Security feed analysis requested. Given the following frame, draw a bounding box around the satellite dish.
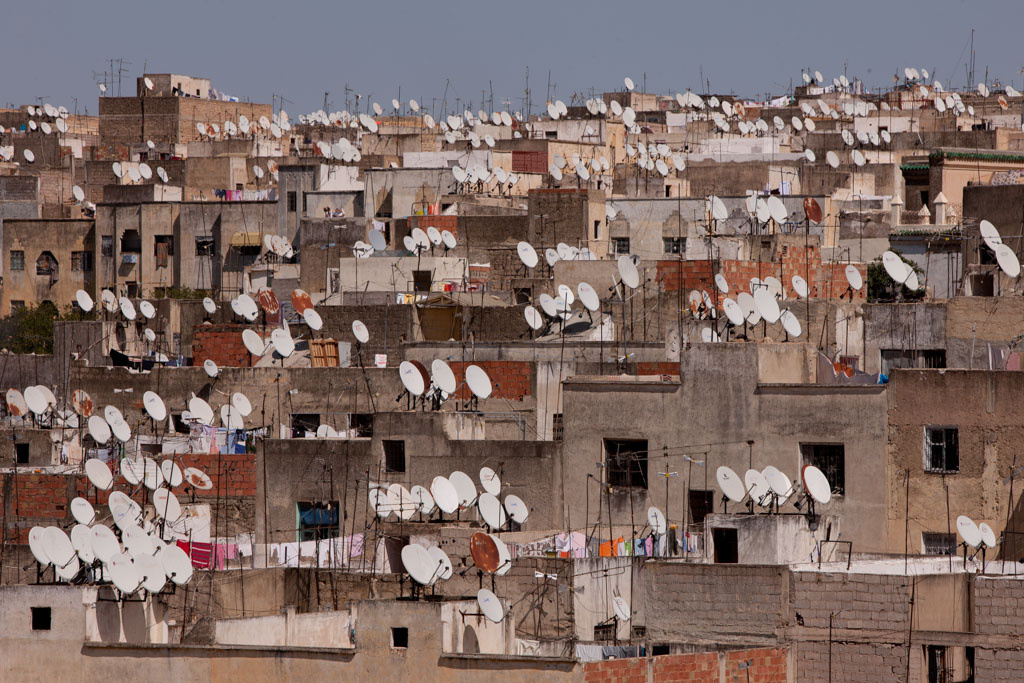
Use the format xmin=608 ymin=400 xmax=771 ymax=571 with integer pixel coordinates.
xmin=503 ymin=494 xmax=528 ymax=524
xmin=201 ymin=296 xmax=216 ymax=314
xmin=804 ymin=149 xmax=816 ymax=163
xmin=270 ymin=328 xmax=295 ymax=358
xmin=402 ymin=543 xmax=438 ymax=585
xmin=803 ymin=197 xmax=823 ymax=223
xmin=142 ymin=391 xmax=167 ymax=421
xmin=957 ymin=515 xmax=983 ymax=548
xmin=801 ymin=465 xmax=831 ymax=504
xmin=161 ymin=544 xmax=194 ymax=585
xmin=72 ymin=389 xmax=94 ymax=417
xmin=524 ymin=306 xmax=543 ymax=330
xmin=87 ymin=416 xmax=112 ymax=445
xmin=410 ymin=485 xmax=435 ymax=515
xmin=23 ymin=149 xmax=35 ymax=163
xmin=44 ymin=527 xmax=79 ymax=579
xmin=647 ymin=506 xmax=667 ymax=535
xmin=753 ymin=288 xmax=781 ymax=324
xmin=737 ymin=292 xmax=759 ymax=324
xmin=979 ymin=522 xmax=997 ymax=549
xmin=70 ymin=524 xmax=95 ymax=564
xmin=852 ymin=149 xmax=866 ymax=167
xmin=465 ymin=365 xmax=492 ymax=399
xmin=792 ymin=275 xmax=809 ymax=298
xmin=846 ymin=265 xmax=863 ymax=290
xmin=826 ymin=150 xmax=840 ymax=168
xmin=242 ymin=329 xmax=266 ymax=357
xmin=430 ymin=359 xmax=457 ymax=395
xmin=25 ymin=387 xmax=50 ymax=417
xmin=617 ymin=255 xmax=640 ymax=288
xmin=980 ymin=220 xmax=1003 ymax=249
xmin=202 ymin=359 xmax=219 ymax=378
xmin=28 ymin=527 xmax=51 ymax=566
xmin=995 ymin=244 xmax=1021 ymax=278
xmin=717 ymin=466 xmax=746 ymax=502
xmin=441 ymin=231 xmax=457 ymax=249
xmin=184 ymin=467 xmax=213 ymax=490
xmin=477 ymin=588 xmax=504 ymax=623
xmin=71 ymin=497 xmax=96 ymax=525
xmin=85 ymin=457 xmax=113 ymax=490
xmin=89 ymin=524 xmax=120 ymax=564
xmin=430 ymin=476 xmax=459 ymax=514
xmin=882 ymin=251 xmax=910 ymax=284
xmin=767 ymin=196 xmax=788 ymax=224
xmin=611 ymin=595 xmax=631 ymax=622
xmin=479 ymin=466 xmax=501 ymax=496
xmin=157 ymin=167 xmax=169 ymax=183
xmin=780 ymin=309 xmax=802 ymax=337
xmin=399 ymin=360 xmax=428 ymax=396
xmin=478 ymin=493 xmax=507 ymax=529
xmin=300 ymin=307 xmax=322 ymax=331
xmin=722 ymin=298 xmax=744 ymax=326
xmin=138 ymin=300 xmax=156 ymax=319
xmin=709 ymin=195 xmax=728 ymax=221
xmin=188 ymin=396 xmax=215 ymax=425
xmin=577 ymin=282 xmax=600 ymax=312
xmin=763 ymin=466 xmax=793 ymax=499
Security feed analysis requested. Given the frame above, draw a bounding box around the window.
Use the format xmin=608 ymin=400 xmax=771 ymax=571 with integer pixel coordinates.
xmin=290 ymin=413 xmax=320 ymax=437
xmin=391 ymin=627 xmax=408 ymax=649
xmin=287 ymin=191 xmax=297 ymax=212
xmin=383 ymin=440 xmax=406 ymax=473
xmin=120 ymin=230 xmax=141 ymax=253
xmin=350 ymin=413 xmax=373 ymax=437
xmin=663 ymin=237 xmax=684 ymax=254
xmin=31 ymin=606 xmax=51 ymax=630
xmin=604 ymin=438 xmax=648 ymax=489
xmin=10 ymin=250 xmax=24 ymax=271
xmin=651 ymin=644 xmax=670 ymax=656
xmin=688 ymin=490 xmax=714 ymax=526
xmin=302 ymin=193 xmax=308 ymax=214
xmin=513 ymin=288 xmax=532 ymax=305
xmin=925 ymin=427 xmax=959 ymax=473
xmin=611 ymin=237 xmax=630 ymax=255
xmin=101 ymin=236 xmax=113 ymax=257
xmin=926 ymin=645 xmax=949 ymax=683
xmin=881 ymin=349 xmax=946 ymax=374
xmin=15 ymin=443 xmax=29 ymax=464
xmin=154 ymin=235 xmax=174 ymax=256
xmin=71 ymin=251 xmax=93 ymax=272
xmin=922 ymin=532 xmax=956 ymax=555
xmin=296 ymin=501 xmax=339 ymax=542
xmin=10 ymin=301 xmax=25 ymax=311
xmin=712 ymin=528 xmax=738 ymax=563
xmin=35 ymin=251 xmax=58 ymax=277
xmin=593 ymin=220 xmax=600 ymax=239
xmin=552 ymin=413 xmax=564 ymax=441
xmin=593 ymin=623 xmax=616 ymax=642
xmin=800 ymin=444 xmax=846 ymax=494
xmin=412 ymin=270 xmax=432 ymax=292
xmin=195 ymin=236 xmax=215 ymax=256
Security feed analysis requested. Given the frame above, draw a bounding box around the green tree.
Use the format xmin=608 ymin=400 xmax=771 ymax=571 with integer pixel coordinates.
xmin=867 ymin=250 xmax=925 ymax=302
xmin=0 ymin=302 xmax=59 ymax=354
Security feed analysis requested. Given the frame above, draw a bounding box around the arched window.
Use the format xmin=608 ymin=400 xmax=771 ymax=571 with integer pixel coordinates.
xmin=36 ymin=251 xmax=58 ymax=278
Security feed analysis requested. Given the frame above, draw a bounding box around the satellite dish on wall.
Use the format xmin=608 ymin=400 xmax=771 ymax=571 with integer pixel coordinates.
xmin=613 ymin=596 xmax=631 ymax=622
xmin=957 ymin=515 xmax=983 ymax=548
xmin=477 ymin=588 xmax=504 ymax=622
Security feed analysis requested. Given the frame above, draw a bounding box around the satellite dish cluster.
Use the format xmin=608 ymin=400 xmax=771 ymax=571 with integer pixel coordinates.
xmin=715 ymin=463 xmax=833 ymax=516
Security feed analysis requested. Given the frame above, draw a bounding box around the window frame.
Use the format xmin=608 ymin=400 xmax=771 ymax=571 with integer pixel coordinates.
xmin=604 ymin=438 xmax=648 ymax=489
xmin=10 ymin=250 xmax=24 ymax=271
xmin=296 ymin=500 xmax=340 ymax=543
xmin=71 ymin=251 xmax=94 ymax=272
xmin=383 ymin=439 xmax=406 ymax=473
xmin=799 ymin=443 xmax=846 ymax=495
xmin=924 ymin=426 xmax=959 ymax=473
xmin=922 ymin=532 xmax=956 ymax=556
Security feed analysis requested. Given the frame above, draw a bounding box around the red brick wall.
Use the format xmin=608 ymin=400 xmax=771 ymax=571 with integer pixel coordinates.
xmin=449 ymin=360 xmax=532 ymax=400
xmin=192 ymin=324 xmax=258 ymax=367
xmin=583 ymin=647 xmax=787 ymax=683
xmin=409 ymin=215 xmax=458 ymax=240
xmin=657 ymin=250 xmax=866 ymax=303
xmin=512 ymin=150 xmax=547 ymax=174
xmin=637 ymin=362 xmax=680 ymax=376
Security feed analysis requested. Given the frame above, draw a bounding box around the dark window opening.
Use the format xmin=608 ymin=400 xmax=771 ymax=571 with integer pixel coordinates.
xmin=612 ymin=237 xmax=630 ymax=255
xmin=688 ymin=490 xmax=714 ymax=526
xmin=513 ymin=288 xmax=532 ymax=305
xmin=35 ymin=251 xmax=58 ymax=277
xmin=297 ymin=501 xmax=339 ymax=543
xmin=652 ymin=644 xmax=671 ymax=656
xmin=10 ymin=250 xmax=24 ymax=271
xmin=383 ymin=439 xmax=406 ymax=473
xmin=926 ymin=645 xmax=948 ymax=683
xmin=712 ymin=528 xmax=738 ymax=563
xmin=593 ymin=623 xmax=616 ymax=642
xmin=154 ymin=235 xmax=174 ymax=256
xmin=800 ymin=444 xmax=846 ymax=495
xmin=10 ymin=301 xmax=25 ymax=311
xmin=302 ymin=193 xmax=308 ymax=214
xmin=631 ymin=625 xmax=646 ymax=639
xmin=593 ymin=220 xmax=600 ymax=239
xmin=881 ymin=349 xmax=946 ymax=374
xmin=663 ymin=237 xmax=684 ymax=254
xmin=604 ymin=438 xmax=648 ymax=489
xmin=287 ymin=191 xmax=297 ymax=212
xmin=922 ymin=532 xmax=956 ymax=556
xmin=350 ymin=413 xmax=374 ymax=437
xmin=31 ymin=606 xmax=51 ymax=631
xmin=552 ymin=413 xmax=564 ymax=441
xmin=290 ymin=413 xmax=320 ymax=437
xmin=101 ymin=236 xmax=113 ymax=257
xmin=71 ymin=251 xmax=93 ymax=272
xmin=195 ymin=236 xmax=215 ymax=256
xmin=171 ymin=413 xmax=188 ymax=433
xmin=391 ymin=627 xmax=408 ymax=649
xmin=412 ymin=270 xmax=432 ymax=292
xmin=233 ymin=245 xmax=261 ymax=269
xmin=925 ymin=427 xmax=959 ymax=473
xmin=120 ymin=230 xmax=141 ymax=253
xmin=15 ymin=442 xmax=29 ymax=464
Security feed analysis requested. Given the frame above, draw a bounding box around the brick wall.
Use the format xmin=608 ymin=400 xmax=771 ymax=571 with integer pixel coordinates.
xmin=0 ymin=472 xmax=73 ymax=541
xmin=637 ymin=362 xmax=680 ymax=376
xmin=449 ymin=360 xmax=532 ymax=400
xmin=191 ymin=324 xmax=258 ymax=366
xmin=582 ymin=647 xmax=787 ymax=682
xmin=408 ymin=215 xmax=458 ymax=240
xmin=656 ymin=249 xmax=866 ymax=303
xmin=513 ymin=150 xmax=547 ymax=174
xmin=790 ymin=572 xmax=910 ymax=632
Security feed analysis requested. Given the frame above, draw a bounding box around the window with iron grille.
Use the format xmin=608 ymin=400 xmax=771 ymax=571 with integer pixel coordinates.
xmin=287 ymin=191 xmax=297 ymax=212
xmin=296 ymin=501 xmax=339 ymax=542
xmin=71 ymin=251 xmax=93 ymax=272
xmin=552 ymin=413 xmax=564 ymax=441
xmin=924 ymin=427 xmax=959 ymax=473
xmin=663 ymin=237 xmax=684 ymax=254
xmin=611 ymin=237 xmax=630 ymax=255
xmin=10 ymin=251 xmax=24 ymax=271
xmin=800 ymin=443 xmax=845 ymax=494
xmin=604 ymin=439 xmax=648 ymax=489
xmin=922 ymin=532 xmax=956 ymax=556
xmin=350 ymin=413 xmax=374 ymax=437
xmin=593 ymin=622 xmax=616 ymax=642
xmin=101 ymin=236 xmax=113 ymax=257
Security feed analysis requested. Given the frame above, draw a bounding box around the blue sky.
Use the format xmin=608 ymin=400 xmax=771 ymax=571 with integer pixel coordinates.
xmin=2 ymin=0 xmax=1021 ymax=117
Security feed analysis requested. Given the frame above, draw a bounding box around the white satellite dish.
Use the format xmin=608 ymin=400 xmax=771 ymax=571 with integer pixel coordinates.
xmin=801 ymin=465 xmax=831 ymax=504
xmin=87 ymin=417 xmax=112 ymax=445
xmin=780 ymin=309 xmax=802 ymax=337
xmin=504 ymin=494 xmax=529 ymax=523
xmin=753 ymin=288 xmax=781 ymax=324
xmin=352 ymin=320 xmax=370 ymax=343
xmin=826 ymin=150 xmax=840 ymax=168
xmin=524 ymin=306 xmax=543 ymax=330
xmin=792 ymin=275 xmax=809 ymax=298
xmin=399 ymin=361 xmax=428 ymax=396
xmin=242 ymin=329 xmax=266 ymax=357
xmin=270 ymin=328 xmax=295 ymax=357
xmin=402 ymin=544 xmax=438 ymax=585
xmin=979 ymin=220 xmax=1003 ymax=249
xmin=85 ymin=457 xmax=113 ymax=489
xmin=767 ymin=196 xmax=788 ymax=224
xmin=577 ymin=282 xmax=600 ymax=312
xmin=957 ymin=515 xmax=983 ymax=549
xmin=617 ymin=255 xmax=640 ymax=288
xmin=303 ymin=308 xmax=323 ymax=331
xmin=188 ymin=396 xmax=215 ymax=425
xmin=845 ymin=265 xmax=863 ymax=291
xmin=716 ymin=466 xmax=746 ymax=502
xmin=143 ymin=391 xmax=166 ymax=421
xmin=478 ymin=493 xmax=507 ymax=529
xmin=430 ymin=476 xmax=459 ymax=514
xmin=479 ymin=466 xmax=501 ymax=496
xmin=431 ymin=359 xmax=458 ymax=394
xmin=466 ymin=365 xmax=492 ymax=399
xmin=70 ymin=497 xmax=96 ymax=525
xmin=119 ymin=296 xmax=136 ymax=321
xmin=647 ymin=507 xmax=667 ymax=535
xmin=232 ymin=392 xmax=253 ymax=417
xmin=979 ymin=523 xmax=997 ymax=549
xmin=995 ymin=244 xmax=1021 ymax=278
xmin=613 ymin=596 xmax=631 ymax=622
xmin=203 ymin=359 xmax=219 ymax=377
xmin=477 ymin=588 xmax=504 ymax=623
xmin=722 ymin=298 xmax=744 ymax=326
xmin=517 ymin=241 xmax=538 ymax=268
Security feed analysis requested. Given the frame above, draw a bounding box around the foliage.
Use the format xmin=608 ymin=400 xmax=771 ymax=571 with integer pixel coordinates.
xmin=866 ymin=249 xmax=925 ymax=303
xmin=0 ymin=302 xmax=59 ymax=354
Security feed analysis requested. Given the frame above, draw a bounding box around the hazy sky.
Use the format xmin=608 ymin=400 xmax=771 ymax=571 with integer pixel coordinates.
xmin=2 ymin=0 xmax=1022 ymax=117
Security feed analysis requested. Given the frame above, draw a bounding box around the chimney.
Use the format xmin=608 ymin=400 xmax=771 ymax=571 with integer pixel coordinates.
xmin=933 ymin=192 xmax=948 ymax=225
xmin=890 ymin=195 xmax=904 ymax=226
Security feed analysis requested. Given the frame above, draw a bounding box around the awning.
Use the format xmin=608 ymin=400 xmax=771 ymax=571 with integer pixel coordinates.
xmin=230 ymin=232 xmax=262 ymax=248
